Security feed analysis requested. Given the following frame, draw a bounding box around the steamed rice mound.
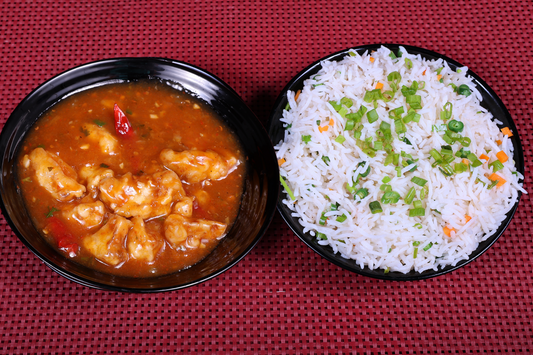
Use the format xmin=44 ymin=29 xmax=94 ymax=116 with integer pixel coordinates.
xmin=275 ymin=46 xmax=526 ymax=274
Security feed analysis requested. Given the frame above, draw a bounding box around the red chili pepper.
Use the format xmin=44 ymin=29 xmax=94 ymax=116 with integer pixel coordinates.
xmin=114 ymin=103 xmax=134 ymax=138
xmin=46 ymin=217 xmax=79 ymax=258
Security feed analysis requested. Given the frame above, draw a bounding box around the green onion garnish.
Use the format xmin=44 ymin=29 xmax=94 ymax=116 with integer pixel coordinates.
xmin=45 ymin=206 xmax=60 ymax=218
xmin=487 ymin=180 xmax=499 ymax=190
xmin=440 ymin=102 xmax=453 ymax=120
xmin=405 ymin=58 xmax=413 ymax=69
xmin=381 ymin=191 xmax=401 ymax=204
xmin=414 ymin=223 xmax=423 ymax=229
xmin=405 ymin=95 xmax=422 ymax=110
xmin=409 ymin=208 xmax=426 ymax=217
xmin=413 ymin=247 xmax=418 ymax=259
xmin=369 ymin=201 xmax=383 ymax=214
xmin=382 ymin=176 xmax=392 ymax=183
xmin=413 ymin=200 xmax=423 ymax=209
xmin=302 ymin=135 xmax=311 ymax=144
xmin=456 ymin=84 xmax=472 ymax=97
xmin=322 ymin=156 xmax=330 ymax=166
xmin=355 ymin=188 xmax=369 ymax=200
xmin=336 ymin=214 xmax=348 ymax=222
xmin=489 ymin=160 xmax=504 ymax=172
xmin=317 ymin=232 xmax=327 ymax=240
xmin=280 ymin=175 xmax=295 ymax=200
xmin=448 ymin=120 xmax=464 ymax=133
xmin=335 ymin=135 xmax=346 ymax=144
xmin=340 ymin=97 xmax=353 ymax=108
xmin=367 ymin=109 xmax=379 ymax=123
xmin=411 ymin=177 xmax=428 ymax=187
xmin=319 ymin=212 xmax=327 ymax=225
xmin=329 ymin=100 xmax=342 ymax=111
xmin=423 ymin=242 xmax=433 ymax=251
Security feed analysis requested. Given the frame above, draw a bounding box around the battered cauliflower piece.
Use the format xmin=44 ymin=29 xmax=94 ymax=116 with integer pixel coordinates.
xmin=79 ymin=165 xmax=115 ymax=198
xmin=127 ymin=216 xmax=164 ymax=263
xmin=160 ymin=149 xmax=238 ymax=183
xmin=164 ymin=214 xmax=227 ymax=250
xmin=83 ymin=123 xmax=119 ymax=155
xmin=98 ymin=170 xmax=186 ymax=219
xmin=62 ymin=201 xmax=106 ymax=229
xmin=83 ymin=214 xmax=133 ymax=266
xmin=26 ymin=148 xmax=86 ymax=202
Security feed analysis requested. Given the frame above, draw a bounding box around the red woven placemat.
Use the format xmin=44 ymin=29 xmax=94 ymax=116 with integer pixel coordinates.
xmin=1 ymin=0 xmax=532 ymax=353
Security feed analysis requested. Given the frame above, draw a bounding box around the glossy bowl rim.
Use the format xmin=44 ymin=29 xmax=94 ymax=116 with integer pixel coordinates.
xmin=0 ymin=57 xmax=280 ymax=292
xmin=268 ymin=43 xmax=524 ymax=281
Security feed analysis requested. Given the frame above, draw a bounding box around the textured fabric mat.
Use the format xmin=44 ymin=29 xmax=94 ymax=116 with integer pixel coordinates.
xmin=0 ymin=0 xmax=531 ymax=353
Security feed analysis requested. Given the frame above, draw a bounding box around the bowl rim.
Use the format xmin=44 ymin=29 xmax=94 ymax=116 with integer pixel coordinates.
xmin=0 ymin=57 xmax=279 ymax=292
xmin=268 ymin=43 xmax=525 ymax=281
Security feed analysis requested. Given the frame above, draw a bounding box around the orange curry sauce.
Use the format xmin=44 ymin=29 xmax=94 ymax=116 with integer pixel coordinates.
xmin=17 ymin=80 xmax=245 ymax=277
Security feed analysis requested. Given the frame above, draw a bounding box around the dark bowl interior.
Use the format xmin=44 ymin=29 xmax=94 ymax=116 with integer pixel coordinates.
xmin=0 ymin=58 xmax=279 ymax=292
xmin=268 ymin=44 xmax=525 ymax=280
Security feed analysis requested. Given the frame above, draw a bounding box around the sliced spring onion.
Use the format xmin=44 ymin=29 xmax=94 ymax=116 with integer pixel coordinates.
xmin=389 ymin=106 xmax=405 ymax=119
xmin=439 ymin=163 xmax=454 ymax=177
xmin=382 ymin=176 xmax=392 ymax=183
xmin=356 ymin=188 xmax=369 ymax=200
xmin=489 ymin=160 xmax=504 ymax=172
xmin=429 ymin=149 xmax=443 ymax=162
xmin=336 ymin=214 xmax=348 ymax=222
xmin=319 ymin=212 xmax=327 ymax=225
xmin=411 ymin=177 xmax=428 ymax=187
xmin=322 ymin=156 xmax=330 ymax=166
xmin=454 ymin=162 xmax=468 ymax=173
xmin=440 ymin=102 xmax=453 ymax=120
xmin=460 ymin=137 xmax=471 ymax=147
xmin=367 ymin=109 xmax=379 ymax=123
xmin=414 ymin=223 xmax=423 ymax=229
xmin=405 ymin=95 xmax=422 ymax=109
xmin=413 ymin=241 xmax=421 ymax=246
xmin=405 ymin=58 xmax=413 ymax=69
xmin=413 ymin=200 xmax=423 ymax=209
xmin=316 ymin=232 xmax=327 ymax=240
xmin=331 ymin=202 xmax=340 ymax=211
xmin=420 ymin=185 xmax=428 ymax=200
xmin=423 ymin=242 xmax=433 ymax=251
xmin=335 ymin=135 xmax=346 ymax=144
xmin=280 ymin=175 xmax=295 ymax=200
xmin=374 ymin=141 xmax=383 ymax=150
xmin=413 ymin=247 xmax=418 ymax=259
xmin=409 ymin=208 xmax=426 ymax=217
xmin=358 ymin=161 xmax=371 ymax=177
xmin=340 ymin=97 xmax=353 ymax=108
xmin=404 ymin=187 xmax=416 ymax=204
xmin=369 ymin=201 xmax=383 ymax=214
xmin=395 ymin=119 xmax=407 ymax=134
xmin=380 ymin=184 xmax=391 ymax=192
xmin=395 ymin=166 xmax=402 ymax=177
xmin=381 ymin=191 xmax=401 ymax=204
xmin=487 ymin=179 xmax=499 ymax=190
xmin=345 ymin=183 xmax=356 ymax=195
xmin=329 ymin=100 xmax=342 ymax=111
xmin=448 ymin=119 xmax=464 ymax=133
xmin=302 ymin=135 xmax=311 ymax=144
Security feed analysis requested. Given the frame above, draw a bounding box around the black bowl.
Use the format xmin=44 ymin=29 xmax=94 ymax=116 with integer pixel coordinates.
xmin=268 ymin=44 xmax=524 ymax=280
xmin=0 ymin=58 xmax=279 ymax=292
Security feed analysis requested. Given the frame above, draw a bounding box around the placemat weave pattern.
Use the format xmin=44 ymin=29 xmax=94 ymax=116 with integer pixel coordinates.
xmin=0 ymin=0 xmax=531 ymax=353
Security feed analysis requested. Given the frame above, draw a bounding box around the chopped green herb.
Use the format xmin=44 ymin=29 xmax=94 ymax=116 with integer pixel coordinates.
xmin=93 ymin=119 xmax=106 ymax=127
xmin=302 ymin=135 xmax=311 ymax=144
xmin=45 ymin=207 xmax=60 ymax=218
xmin=22 ymin=177 xmax=32 ymax=183
xmin=280 ymin=175 xmax=295 ymax=200
xmin=335 ymin=135 xmax=346 ymax=144
xmin=80 ymin=127 xmax=90 ymax=136
xmin=125 ymin=109 xmax=133 ymax=115
xmin=369 ymin=201 xmax=383 ymax=214
xmin=336 ymin=214 xmax=348 ymax=222
xmin=100 ymin=163 xmax=110 ymax=168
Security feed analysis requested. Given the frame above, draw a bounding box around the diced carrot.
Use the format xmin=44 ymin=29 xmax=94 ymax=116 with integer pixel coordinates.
xmin=422 ymin=70 xmax=426 ymax=75
xmin=462 ymin=158 xmax=470 ymax=165
xmin=369 ymin=57 xmax=375 ymax=63
xmin=489 ymin=173 xmax=507 ymax=187
xmin=465 ymin=215 xmax=472 ymax=223
xmin=375 ymin=82 xmax=384 ymax=90
xmin=437 ymin=74 xmax=443 ymax=81
xmin=443 ymin=226 xmax=455 ymax=237
xmin=479 ymin=154 xmax=489 ymax=162
xmin=496 ymin=140 xmax=502 ymax=145
xmin=496 ymin=151 xmax=508 ymax=163
xmin=278 ymin=158 xmax=286 ymax=166
xmin=329 ymin=118 xmax=334 ymax=126
xmin=295 ymin=90 xmax=301 ymax=101
xmin=501 ymin=127 xmax=513 ymax=137
xmin=318 ymin=125 xmax=329 ymax=133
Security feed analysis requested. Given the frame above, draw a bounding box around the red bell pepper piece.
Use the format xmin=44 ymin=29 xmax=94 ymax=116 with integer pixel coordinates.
xmin=46 ymin=217 xmax=79 ymax=258
xmin=114 ymin=103 xmax=134 ymax=138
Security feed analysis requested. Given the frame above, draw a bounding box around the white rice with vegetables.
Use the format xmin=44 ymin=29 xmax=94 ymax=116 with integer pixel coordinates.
xmin=275 ymin=46 xmax=526 ymax=273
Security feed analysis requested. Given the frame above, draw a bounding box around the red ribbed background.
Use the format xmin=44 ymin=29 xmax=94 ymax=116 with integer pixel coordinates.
xmin=1 ymin=0 xmax=531 ymax=353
